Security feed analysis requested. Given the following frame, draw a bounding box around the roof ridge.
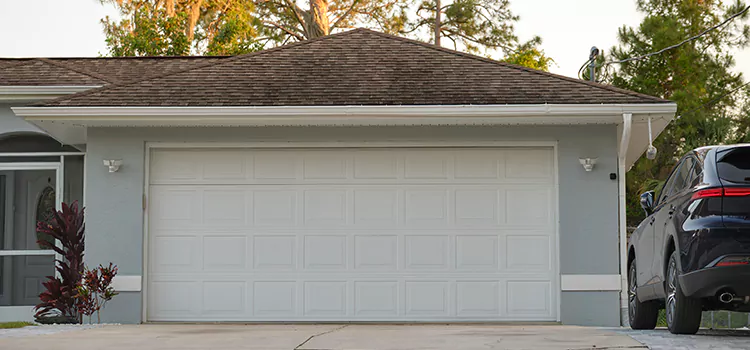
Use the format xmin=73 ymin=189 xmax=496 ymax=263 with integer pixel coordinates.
xmin=37 ymin=58 xmax=114 ymax=85
xmin=356 ymin=29 xmax=668 ymax=103
xmin=37 ymin=30 xmax=365 ymax=107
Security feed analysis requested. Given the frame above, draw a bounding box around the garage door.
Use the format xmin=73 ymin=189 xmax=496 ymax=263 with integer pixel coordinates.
xmin=146 ymin=147 xmax=557 ymax=321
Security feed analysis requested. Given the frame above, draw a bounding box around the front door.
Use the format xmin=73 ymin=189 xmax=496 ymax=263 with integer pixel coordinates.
xmin=0 ymin=170 xmax=56 ymax=308
xmin=12 ymin=170 xmax=56 ymax=306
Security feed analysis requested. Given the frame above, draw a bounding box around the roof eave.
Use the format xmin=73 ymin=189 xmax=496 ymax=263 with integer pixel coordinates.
xmin=12 ymin=103 xmax=677 ymax=162
xmin=14 ymin=103 xmax=676 ymax=119
xmin=0 ymin=86 xmax=102 ymax=102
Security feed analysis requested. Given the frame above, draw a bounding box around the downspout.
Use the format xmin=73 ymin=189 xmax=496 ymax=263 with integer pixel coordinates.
xmin=618 ymin=113 xmax=632 ymax=325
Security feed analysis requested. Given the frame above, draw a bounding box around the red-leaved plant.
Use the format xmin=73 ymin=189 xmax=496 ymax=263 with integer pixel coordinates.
xmin=35 ymin=201 xmax=86 ymax=323
xmin=77 ymin=263 xmax=119 ymax=324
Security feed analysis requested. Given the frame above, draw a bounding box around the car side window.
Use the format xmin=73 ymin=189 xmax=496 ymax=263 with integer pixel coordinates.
xmin=657 ymin=161 xmax=684 ymax=205
xmin=669 ymin=157 xmax=695 ymax=196
xmin=688 ymin=158 xmax=703 ymax=188
xmin=658 ymin=158 xmax=692 ymax=205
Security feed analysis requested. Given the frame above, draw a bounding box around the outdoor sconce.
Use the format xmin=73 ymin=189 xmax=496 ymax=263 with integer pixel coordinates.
xmin=103 ymin=159 xmax=122 ymax=173
xmin=579 ymin=158 xmax=598 ymax=172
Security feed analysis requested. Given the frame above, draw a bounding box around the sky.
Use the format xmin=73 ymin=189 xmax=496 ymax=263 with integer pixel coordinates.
xmin=1 ymin=0 xmax=749 ymax=79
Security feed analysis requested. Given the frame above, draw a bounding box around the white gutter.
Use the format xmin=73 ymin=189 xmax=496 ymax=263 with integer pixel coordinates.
xmin=13 ymin=103 xmax=676 ymax=118
xmin=618 ymin=112 xmax=633 ymax=326
xmin=0 ymin=86 xmax=102 ymax=102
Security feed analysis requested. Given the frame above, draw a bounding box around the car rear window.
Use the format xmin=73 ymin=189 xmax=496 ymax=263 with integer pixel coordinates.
xmin=717 ymin=147 xmax=750 ymax=184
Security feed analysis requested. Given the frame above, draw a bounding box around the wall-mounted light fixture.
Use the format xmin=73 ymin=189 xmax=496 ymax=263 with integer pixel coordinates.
xmin=103 ymin=159 xmax=122 ymax=173
xmin=579 ymin=158 xmax=598 ymax=172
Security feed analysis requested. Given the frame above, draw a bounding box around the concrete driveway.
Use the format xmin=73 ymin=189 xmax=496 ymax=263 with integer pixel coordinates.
xmin=618 ymin=328 xmax=750 ymax=350
xmin=0 ymin=324 xmax=646 ymax=350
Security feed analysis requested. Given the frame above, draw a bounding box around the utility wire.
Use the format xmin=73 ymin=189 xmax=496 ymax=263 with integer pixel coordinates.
xmin=600 ymin=4 xmax=750 ymax=67
xmin=679 ymin=80 xmax=750 ymax=117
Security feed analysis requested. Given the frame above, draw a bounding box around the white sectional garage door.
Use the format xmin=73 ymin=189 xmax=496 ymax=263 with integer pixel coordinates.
xmin=146 ymin=147 xmax=557 ymax=321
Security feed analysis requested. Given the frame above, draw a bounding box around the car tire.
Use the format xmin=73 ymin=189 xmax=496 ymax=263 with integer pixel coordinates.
xmin=666 ymin=251 xmax=702 ymax=334
xmin=628 ymin=261 xmax=658 ymax=329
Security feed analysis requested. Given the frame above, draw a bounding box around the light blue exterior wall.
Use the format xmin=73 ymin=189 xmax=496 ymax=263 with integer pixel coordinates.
xmin=84 ymin=125 xmax=621 ymax=325
xmin=0 ymin=104 xmax=45 ymax=136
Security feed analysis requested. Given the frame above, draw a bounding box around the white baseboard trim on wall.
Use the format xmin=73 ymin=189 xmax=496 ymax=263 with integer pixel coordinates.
xmin=561 ymin=274 xmax=621 ymax=291
xmin=112 ymin=275 xmax=142 ymax=292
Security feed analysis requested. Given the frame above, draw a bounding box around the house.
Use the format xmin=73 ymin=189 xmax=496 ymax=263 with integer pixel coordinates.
xmin=0 ymin=29 xmax=676 ymax=326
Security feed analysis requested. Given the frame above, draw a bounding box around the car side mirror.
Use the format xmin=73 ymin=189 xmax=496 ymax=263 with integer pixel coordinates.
xmin=640 ymin=191 xmax=656 ymax=216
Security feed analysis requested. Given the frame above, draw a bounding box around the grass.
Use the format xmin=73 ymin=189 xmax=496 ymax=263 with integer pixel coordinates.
xmin=656 ymin=309 xmax=750 ymax=329
xmin=0 ymin=321 xmax=35 ymax=329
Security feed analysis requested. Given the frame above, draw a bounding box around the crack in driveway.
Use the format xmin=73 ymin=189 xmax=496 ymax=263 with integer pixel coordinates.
xmin=294 ymin=325 xmax=349 ymax=350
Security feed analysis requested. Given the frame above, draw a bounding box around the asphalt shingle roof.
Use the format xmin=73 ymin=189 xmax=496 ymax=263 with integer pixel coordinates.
xmin=6 ymin=29 xmax=669 ymax=107
xmin=0 ymin=56 xmax=225 ymax=86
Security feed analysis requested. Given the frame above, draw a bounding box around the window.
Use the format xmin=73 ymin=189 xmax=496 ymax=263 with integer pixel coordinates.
xmin=670 ymin=157 xmax=695 ymax=196
xmin=35 ymin=186 xmax=55 ymax=250
xmin=657 ymin=157 xmax=694 ymax=205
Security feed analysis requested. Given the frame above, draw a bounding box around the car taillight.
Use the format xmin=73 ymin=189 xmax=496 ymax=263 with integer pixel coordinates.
xmin=692 ymin=187 xmax=750 ymax=200
xmin=725 ymin=188 xmax=750 ymax=197
xmin=715 ymin=256 xmax=750 ymax=267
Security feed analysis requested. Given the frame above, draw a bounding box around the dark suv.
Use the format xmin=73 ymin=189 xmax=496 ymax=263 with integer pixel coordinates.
xmin=628 ymin=144 xmax=750 ymax=334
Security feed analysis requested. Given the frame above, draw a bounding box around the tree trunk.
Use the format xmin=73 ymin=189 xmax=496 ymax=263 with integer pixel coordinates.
xmin=305 ymin=0 xmax=330 ymax=38
xmin=186 ymin=0 xmax=204 ymax=43
xmin=165 ymin=0 xmax=175 ymax=16
xmin=434 ymin=0 xmax=441 ymax=46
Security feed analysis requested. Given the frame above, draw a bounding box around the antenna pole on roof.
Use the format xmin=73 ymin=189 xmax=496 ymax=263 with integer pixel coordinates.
xmin=435 ymin=0 xmax=441 ymax=46
xmin=589 ymin=46 xmax=600 ymax=82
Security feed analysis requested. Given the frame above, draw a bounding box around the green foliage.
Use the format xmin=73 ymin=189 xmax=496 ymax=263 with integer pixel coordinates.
xmin=503 ymin=36 xmax=555 ymax=71
xmin=411 ymin=0 xmax=516 ymax=53
xmin=601 ymin=0 xmax=750 ymax=225
xmin=0 ymin=322 xmax=35 ymax=329
xmin=101 ymin=0 xmax=258 ymax=56
xmin=102 ymin=6 xmax=191 ymax=56
xmin=99 ymin=0 xmax=554 ymax=71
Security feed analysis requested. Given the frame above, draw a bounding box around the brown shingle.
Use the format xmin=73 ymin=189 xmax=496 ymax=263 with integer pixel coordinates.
xmin=0 ymin=57 xmax=225 ymax=87
xmin=24 ymin=29 xmax=670 ymax=106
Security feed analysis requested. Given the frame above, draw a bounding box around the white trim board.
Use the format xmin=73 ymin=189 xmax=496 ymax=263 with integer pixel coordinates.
xmin=13 ymin=103 xmax=677 ymax=118
xmin=561 ymin=275 xmax=621 ymax=291
xmin=112 ymin=275 xmax=142 ymax=292
xmin=0 ymin=86 xmax=101 ymax=102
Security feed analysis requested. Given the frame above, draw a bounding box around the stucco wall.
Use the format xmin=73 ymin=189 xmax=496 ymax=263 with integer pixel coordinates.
xmin=0 ymin=104 xmax=44 ymax=136
xmin=84 ymin=125 xmax=620 ymax=325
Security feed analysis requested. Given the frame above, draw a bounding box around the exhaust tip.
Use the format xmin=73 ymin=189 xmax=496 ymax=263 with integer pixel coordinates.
xmin=719 ymin=292 xmax=735 ymax=303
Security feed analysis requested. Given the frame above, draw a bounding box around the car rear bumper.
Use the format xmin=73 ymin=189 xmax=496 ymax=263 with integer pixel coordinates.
xmin=679 ymin=265 xmax=750 ymax=298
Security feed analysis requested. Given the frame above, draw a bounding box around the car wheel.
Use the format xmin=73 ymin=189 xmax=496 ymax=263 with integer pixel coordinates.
xmin=666 ymin=250 xmax=702 ymax=334
xmin=628 ymin=261 xmax=658 ymax=329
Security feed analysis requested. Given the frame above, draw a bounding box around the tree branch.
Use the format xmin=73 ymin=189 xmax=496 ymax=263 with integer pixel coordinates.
xmin=264 ymin=20 xmax=305 ymax=40
xmin=330 ymin=0 xmax=361 ymax=30
xmin=282 ymin=0 xmax=309 ymax=36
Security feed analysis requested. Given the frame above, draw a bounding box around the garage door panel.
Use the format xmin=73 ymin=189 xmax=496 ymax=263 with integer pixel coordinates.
xmin=506 ymin=281 xmax=553 ymax=318
xmin=304 ymin=281 xmax=348 ymax=316
xmin=253 ymin=281 xmax=297 ymax=316
xmin=303 ymin=190 xmax=348 ymax=226
xmin=456 ymin=235 xmax=499 ymax=270
xmin=202 ymin=236 xmax=248 ymax=270
xmin=404 ymin=190 xmax=448 ymax=226
xmin=303 ymin=235 xmax=347 ymax=269
xmin=202 ymin=281 xmax=247 ymax=314
xmin=505 ymin=188 xmax=553 ymax=226
xmin=253 ymin=235 xmax=297 ymax=270
xmin=148 ymin=147 xmax=557 ymax=322
xmin=354 ymin=235 xmax=397 ymax=269
xmin=405 ymin=281 xmax=450 ymax=316
xmin=456 ymin=281 xmax=500 ymax=316
xmin=506 ymin=235 xmax=552 ymax=272
xmin=253 ymin=190 xmax=298 ymax=226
